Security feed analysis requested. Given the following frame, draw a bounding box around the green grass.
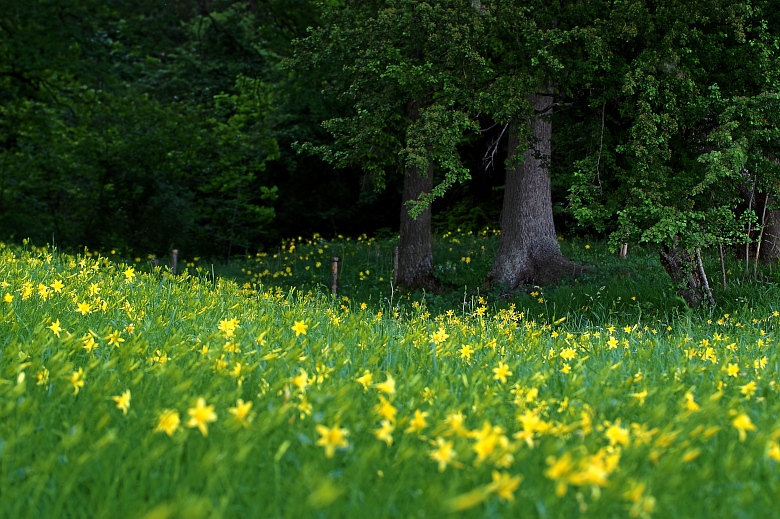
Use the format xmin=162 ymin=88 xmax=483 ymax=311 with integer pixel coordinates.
xmin=212 ymin=230 xmax=780 ymax=325
xmin=1 ymin=236 xmax=779 ymax=518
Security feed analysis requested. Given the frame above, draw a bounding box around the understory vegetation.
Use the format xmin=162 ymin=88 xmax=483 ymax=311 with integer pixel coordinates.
xmin=2 ymin=234 xmax=779 ymax=518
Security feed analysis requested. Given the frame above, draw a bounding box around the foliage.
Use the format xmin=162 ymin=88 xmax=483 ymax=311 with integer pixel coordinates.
xmin=567 ymin=0 xmax=780 ymax=253
xmin=292 ymin=0 xmax=495 ymax=215
xmin=0 ymin=1 xmax=282 ymax=256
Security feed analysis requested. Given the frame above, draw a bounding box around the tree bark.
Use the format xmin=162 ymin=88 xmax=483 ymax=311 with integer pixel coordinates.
xmin=659 ymin=244 xmax=713 ymax=307
xmin=397 ymin=101 xmax=439 ymax=291
xmin=486 ymin=90 xmax=586 ymax=289
xmin=756 ymin=194 xmax=780 ymax=263
xmin=736 ymin=182 xmax=780 ymax=264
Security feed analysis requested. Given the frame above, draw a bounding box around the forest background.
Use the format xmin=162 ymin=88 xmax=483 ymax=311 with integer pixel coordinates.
xmin=3 ymin=0 xmax=780 ymax=307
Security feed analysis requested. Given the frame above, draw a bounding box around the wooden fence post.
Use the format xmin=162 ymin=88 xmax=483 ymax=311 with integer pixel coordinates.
xmin=619 ymin=243 xmax=628 ymax=259
xmin=393 ymin=246 xmax=399 ymax=285
xmin=331 ymin=257 xmax=339 ymax=295
xmin=171 ymin=249 xmax=178 ymax=275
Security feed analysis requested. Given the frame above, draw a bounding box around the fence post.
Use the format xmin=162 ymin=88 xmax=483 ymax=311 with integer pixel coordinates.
xmin=171 ymin=249 xmax=178 ymax=275
xmin=619 ymin=243 xmax=628 ymax=259
xmin=331 ymin=257 xmax=339 ymax=295
xmin=393 ymin=246 xmax=399 ymax=285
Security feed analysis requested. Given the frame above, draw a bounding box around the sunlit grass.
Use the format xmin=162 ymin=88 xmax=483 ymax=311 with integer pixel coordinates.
xmin=1 ymin=239 xmax=779 ymax=518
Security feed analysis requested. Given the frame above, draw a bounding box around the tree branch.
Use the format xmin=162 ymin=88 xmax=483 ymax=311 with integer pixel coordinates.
xmin=482 ymin=123 xmax=509 ymax=171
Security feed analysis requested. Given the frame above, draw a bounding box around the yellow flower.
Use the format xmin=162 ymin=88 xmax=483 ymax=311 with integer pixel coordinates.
xmin=429 ymin=437 xmax=456 ymax=472
xmin=488 ymin=471 xmax=522 ymax=502
xmin=187 ymin=397 xmax=217 ymax=437
xmin=681 ymin=448 xmax=701 ymax=463
xmin=315 ymin=424 xmax=349 ymax=458
xmin=218 ymin=317 xmax=240 ymax=338
xmin=48 ymin=319 xmax=63 ymax=337
xmin=726 ymin=363 xmax=740 ymax=377
xmin=444 ymin=411 xmax=469 ymax=437
xmin=732 ymin=413 xmax=756 ymax=442
xmin=740 ymin=381 xmax=757 ymax=399
xmin=545 ymin=453 xmax=574 ymax=497
xmin=684 ymin=392 xmax=700 ymax=412
xmin=471 ymin=422 xmax=505 ymax=463
xmin=431 ymin=326 xmax=449 ymax=344
xmin=624 ymin=479 xmax=656 ymax=517
xmin=82 ymin=334 xmax=98 ymax=353
xmin=374 ymin=395 xmax=397 ymax=423
xmin=228 ymin=399 xmax=253 ymax=425
xmin=516 ymin=408 xmax=550 ymax=444
xmin=36 ymin=367 xmax=49 ymax=386
xmin=605 ymin=421 xmax=629 ymax=447
xmin=559 ymin=347 xmax=577 ymax=361
xmin=375 ymin=420 xmax=395 ymax=446
xmin=50 ymin=279 xmax=64 ymax=292
xmin=768 ymin=441 xmax=780 ymax=462
xmin=375 ymin=374 xmax=396 ymax=395
xmin=69 ymin=367 xmax=85 ymax=394
xmin=405 ymin=409 xmax=429 ymax=434
xmin=155 ymin=409 xmax=181 ymax=436
xmin=492 ymin=362 xmax=512 ymax=384
xmin=76 ymin=301 xmax=91 ymax=315
xmin=631 ymin=390 xmax=648 ymax=405
xmin=3 ymin=293 xmax=12 ymax=303
xmin=112 ymin=389 xmax=131 ymax=415
xmin=123 ymin=267 xmax=136 ymax=281
xmin=292 ymin=369 xmax=309 ymax=393
xmin=356 ymin=370 xmax=373 ymax=391
xmin=459 ymin=344 xmax=474 ymax=361
xmin=105 ymin=329 xmax=124 ymax=348
xmin=37 ymin=283 xmax=50 ymax=300
xmin=291 ymin=320 xmax=308 ymax=336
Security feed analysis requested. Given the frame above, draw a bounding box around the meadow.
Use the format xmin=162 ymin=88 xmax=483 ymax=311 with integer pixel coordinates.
xmin=1 ymin=233 xmax=779 ymax=518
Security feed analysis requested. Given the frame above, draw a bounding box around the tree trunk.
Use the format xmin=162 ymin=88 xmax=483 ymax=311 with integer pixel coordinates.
xmin=659 ymin=245 xmax=713 ymax=307
xmin=736 ymin=183 xmax=780 ymax=264
xmin=757 ymin=194 xmax=780 ymax=263
xmin=761 ymin=208 xmax=780 ymax=262
xmin=486 ymin=90 xmax=586 ymax=289
xmin=397 ymin=101 xmax=439 ymax=291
